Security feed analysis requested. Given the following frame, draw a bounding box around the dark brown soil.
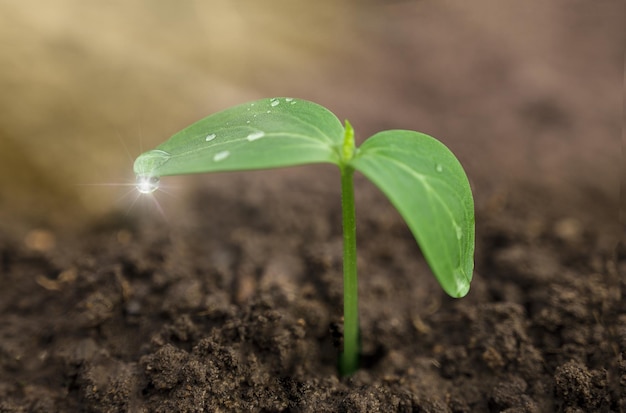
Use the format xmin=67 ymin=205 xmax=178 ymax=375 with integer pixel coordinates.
xmin=0 ymin=168 xmax=622 ymax=412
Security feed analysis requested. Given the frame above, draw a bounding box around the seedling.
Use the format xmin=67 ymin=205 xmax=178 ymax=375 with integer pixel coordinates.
xmin=134 ymin=97 xmax=475 ymax=376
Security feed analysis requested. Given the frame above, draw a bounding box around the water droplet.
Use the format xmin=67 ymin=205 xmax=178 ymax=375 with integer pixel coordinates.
xmin=134 ymin=149 xmax=171 ymax=177
xmin=135 ymin=175 xmax=160 ymax=194
xmin=266 ymin=110 xmax=271 ymax=113
xmin=452 ymin=268 xmax=470 ymax=297
xmin=435 ymin=164 xmax=443 ymax=172
xmin=270 ymin=100 xmax=280 ymax=107
xmin=213 ymin=150 xmax=230 ymax=162
xmin=246 ymin=120 xmax=250 ymax=124
xmin=285 ymin=98 xmax=294 ymax=102
xmin=205 ymin=133 xmax=216 ymax=142
xmin=290 ymin=101 xmax=296 ymax=105
xmin=454 ymin=223 xmax=462 ymax=240
xmin=246 ymin=131 xmax=265 ymax=141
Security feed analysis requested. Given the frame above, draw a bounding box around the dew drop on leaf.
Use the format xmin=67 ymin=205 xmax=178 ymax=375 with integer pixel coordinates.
xmin=452 ymin=268 xmax=470 ymax=297
xmin=435 ymin=164 xmax=443 ymax=172
xmin=246 ymin=131 xmax=265 ymax=141
xmin=134 ymin=149 xmax=171 ymax=179
xmin=213 ymin=150 xmax=230 ymax=162
xmin=205 ymin=133 xmax=216 ymax=142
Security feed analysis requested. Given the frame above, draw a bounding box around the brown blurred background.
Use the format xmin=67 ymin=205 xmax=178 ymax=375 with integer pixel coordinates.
xmin=0 ymin=0 xmax=621 ymax=233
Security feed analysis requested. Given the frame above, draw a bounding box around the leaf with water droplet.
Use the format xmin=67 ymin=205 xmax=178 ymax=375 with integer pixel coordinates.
xmin=350 ymin=130 xmax=474 ymax=297
xmin=133 ymin=98 xmax=344 ymax=177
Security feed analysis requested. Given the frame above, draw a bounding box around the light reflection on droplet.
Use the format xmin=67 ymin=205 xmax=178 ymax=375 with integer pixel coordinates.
xmin=135 ymin=175 xmax=160 ymax=194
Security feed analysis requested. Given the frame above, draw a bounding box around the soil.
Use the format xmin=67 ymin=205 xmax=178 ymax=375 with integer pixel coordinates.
xmin=0 ymin=169 xmax=623 ymax=412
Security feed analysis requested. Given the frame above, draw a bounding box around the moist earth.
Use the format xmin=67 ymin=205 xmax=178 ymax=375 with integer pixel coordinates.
xmin=0 ymin=173 xmax=622 ymax=412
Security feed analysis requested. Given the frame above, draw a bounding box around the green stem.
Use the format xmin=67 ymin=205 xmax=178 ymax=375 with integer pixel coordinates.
xmin=339 ymin=164 xmax=359 ymax=376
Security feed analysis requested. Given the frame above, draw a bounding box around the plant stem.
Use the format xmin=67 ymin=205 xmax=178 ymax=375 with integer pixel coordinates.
xmin=339 ymin=165 xmax=359 ymax=376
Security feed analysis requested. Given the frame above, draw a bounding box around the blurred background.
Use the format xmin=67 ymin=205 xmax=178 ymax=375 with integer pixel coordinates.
xmin=0 ymin=0 xmax=621 ymax=233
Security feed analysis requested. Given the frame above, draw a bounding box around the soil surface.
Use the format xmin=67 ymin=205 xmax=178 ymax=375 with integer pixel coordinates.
xmin=0 ymin=171 xmax=622 ymax=412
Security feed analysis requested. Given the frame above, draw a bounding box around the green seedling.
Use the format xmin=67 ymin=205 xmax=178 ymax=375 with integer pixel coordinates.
xmin=134 ymin=97 xmax=475 ymax=376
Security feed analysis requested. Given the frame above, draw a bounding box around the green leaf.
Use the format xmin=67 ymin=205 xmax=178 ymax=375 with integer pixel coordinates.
xmin=134 ymin=98 xmax=345 ymax=178
xmin=350 ymin=130 xmax=475 ymax=297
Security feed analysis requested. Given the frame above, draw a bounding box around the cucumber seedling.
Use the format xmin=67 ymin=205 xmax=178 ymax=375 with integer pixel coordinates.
xmin=134 ymin=97 xmax=475 ymax=376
